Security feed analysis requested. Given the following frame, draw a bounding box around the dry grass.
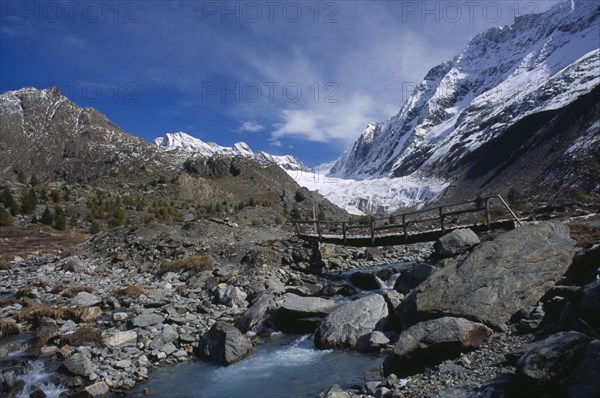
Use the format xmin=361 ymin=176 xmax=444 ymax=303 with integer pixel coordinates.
xmin=27 ymin=324 xmax=59 ymax=353
xmin=0 ymin=260 xmax=11 ymax=270
xmin=57 ymin=286 xmax=94 ymax=298
xmin=161 ymin=255 xmax=214 ymax=274
xmin=0 ymin=225 xmax=88 ymax=260
xmin=568 ymin=219 xmax=600 ymax=248
xmin=113 ymin=285 xmax=146 ymax=299
xmin=19 ymin=304 xmax=85 ymax=327
xmin=61 ymin=326 xmax=104 ymax=347
xmin=0 ymin=320 xmax=21 ymax=338
xmin=16 ymin=282 xmax=49 ymax=298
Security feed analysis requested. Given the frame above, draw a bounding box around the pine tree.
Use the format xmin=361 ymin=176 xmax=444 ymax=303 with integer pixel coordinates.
xmin=21 ymin=188 xmax=36 ymax=214
xmin=90 ymin=220 xmax=100 ymax=234
xmin=54 ymin=208 xmax=66 ymax=231
xmin=29 ymin=174 xmax=39 ymax=187
xmin=290 ymin=206 xmax=301 ymax=220
xmin=0 ymin=206 xmax=12 ymax=226
xmin=41 ymin=207 xmax=54 ymax=225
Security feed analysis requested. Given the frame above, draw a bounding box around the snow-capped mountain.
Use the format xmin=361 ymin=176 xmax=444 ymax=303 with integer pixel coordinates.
xmin=154 ymin=132 xmax=309 ymax=172
xmin=330 ymin=0 xmax=599 ymax=182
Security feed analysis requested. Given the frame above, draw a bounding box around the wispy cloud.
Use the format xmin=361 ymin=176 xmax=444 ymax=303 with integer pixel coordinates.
xmin=237 ymin=121 xmax=265 ymax=133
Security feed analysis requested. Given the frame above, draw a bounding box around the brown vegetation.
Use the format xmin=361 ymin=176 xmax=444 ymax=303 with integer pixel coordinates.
xmin=0 ymin=320 xmax=21 ymax=338
xmin=27 ymin=324 xmax=59 ymax=353
xmin=19 ymin=304 xmax=85 ymax=327
xmin=56 ymin=285 xmax=94 ymax=298
xmin=160 ymin=255 xmax=214 ymax=274
xmin=113 ymin=285 xmax=146 ymax=299
xmin=61 ymin=326 xmax=104 ymax=347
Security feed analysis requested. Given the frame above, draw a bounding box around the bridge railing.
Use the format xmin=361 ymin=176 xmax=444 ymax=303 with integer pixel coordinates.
xmin=292 ymin=194 xmax=521 ymax=245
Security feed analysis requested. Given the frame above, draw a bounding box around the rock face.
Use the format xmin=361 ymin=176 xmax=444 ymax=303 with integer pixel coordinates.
xmin=393 ymin=264 xmax=436 ymax=295
xmin=315 ymin=294 xmax=388 ymax=349
xmin=399 ymin=223 xmax=576 ymax=328
xmin=433 ymin=229 xmax=480 ymax=257
xmin=197 ymin=321 xmax=252 ymax=365
xmin=516 ymin=331 xmax=592 ymax=389
xmin=274 ymin=293 xmax=339 ymax=333
xmin=383 ymin=317 xmax=492 ymax=376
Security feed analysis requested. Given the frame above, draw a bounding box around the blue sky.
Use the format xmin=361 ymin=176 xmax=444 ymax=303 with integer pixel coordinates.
xmin=0 ymin=0 xmax=561 ymax=166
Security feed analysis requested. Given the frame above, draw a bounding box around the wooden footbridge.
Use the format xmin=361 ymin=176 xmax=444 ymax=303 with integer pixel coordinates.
xmin=292 ymin=194 xmax=522 ymax=247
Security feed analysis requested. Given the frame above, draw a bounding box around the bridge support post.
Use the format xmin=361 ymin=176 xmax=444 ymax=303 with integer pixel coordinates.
xmin=485 ymin=198 xmax=491 ymax=230
xmin=317 ymin=221 xmax=322 ymax=241
xmin=295 ymin=222 xmax=300 ymax=236
xmin=439 ymin=207 xmax=445 ymax=234
xmin=370 ymin=221 xmax=375 ymax=247
xmin=342 ymin=222 xmax=347 ymax=245
xmin=402 ymin=214 xmax=407 ymax=240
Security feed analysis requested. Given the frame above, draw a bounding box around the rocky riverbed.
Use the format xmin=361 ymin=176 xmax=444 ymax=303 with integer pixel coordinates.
xmin=1 ymin=220 xmax=598 ymax=398
xmin=0 ymin=219 xmax=432 ymax=397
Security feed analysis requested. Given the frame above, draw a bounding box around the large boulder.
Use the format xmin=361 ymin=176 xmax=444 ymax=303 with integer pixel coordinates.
xmin=197 ymin=321 xmax=252 ymax=365
xmin=516 ymin=331 xmax=591 ymax=390
xmin=560 ymin=279 xmax=600 ymax=335
xmin=383 ymin=317 xmax=492 ymax=376
xmin=64 ymin=352 xmax=95 ymax=376
xmin=234 ymin=293 xmax=276 ymax=333
xmin=433 ymin=228 xmax=480 ymax=257
xmin=393 ymin=264 xmax=436 ymax=295
xmin=350 ymin=271 xmax=381 ymax=290
xmin=560 ymin=340 xmax=600 ymax=398
xmin=315 ymin=294 xmax=388 ymax=350
xmin=399 ymin=222 xmax=576 ymax=328
xmin=274 ymin=293 xmax=339 ymax=333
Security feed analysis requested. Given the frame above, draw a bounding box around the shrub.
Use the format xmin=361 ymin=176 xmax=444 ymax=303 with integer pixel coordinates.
xmin=507 ymin=187 xmax=522 ymax=205
xmin=251 ymin=219 xmax=263 ymax=227
xmin=113 ymin=285 xmax=145 ymax=299
xmin=388 ymin=214 xmax=397 ymax=225
xmin=54 ymin=207 xmax=66 ymax=230
xmin=0 ymin=320 xmax=21 ymax=338
xmin=61 ymin=326 xmax=104 ymax=347
xmin=0 ymin=206 xmax=12 ymax=226
xmin=161 ymin=255 xmax=214 ymax=274
xmin=41 ymin=207 xmax=53 ymax=225
xmin=90 ymin=220 xmax=101 ymax=234
xmin=290 ymin=206 xmax=301 ymax=220
xmin=274 ymin=214 xmax=286 ymax=225
xmin=29 ymin=174 xmax=39 ymax=187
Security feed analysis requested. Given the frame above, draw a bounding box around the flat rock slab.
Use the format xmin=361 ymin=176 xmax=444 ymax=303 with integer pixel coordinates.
xmin=274 ymin=293 xmax=339 ymax=333
xmin=315 ymin=294 xmax=388 ymax=349
xmin=383 ymin=316 xmax=492 ymax=376
xmin=132 ymin=313 xmax=165 ymax=328
xmin=400 ymin=222 xmax=576 ymax=328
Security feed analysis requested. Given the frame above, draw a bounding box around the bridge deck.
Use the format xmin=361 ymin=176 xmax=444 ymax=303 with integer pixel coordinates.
xmin=298 ymin=219 xmax=517 ymax=247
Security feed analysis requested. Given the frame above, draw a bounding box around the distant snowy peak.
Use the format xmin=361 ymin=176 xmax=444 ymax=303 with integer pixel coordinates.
xmin=330 ymin=0 xmax=600 ymax=179
xmin=154 ymin=131 xmax=308 ymax=172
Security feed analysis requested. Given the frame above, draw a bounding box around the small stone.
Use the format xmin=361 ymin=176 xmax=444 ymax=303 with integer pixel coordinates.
xmin=64 ymin=352 xmax=95 ymax=376
xmin=81 ymin=306 xmax=102 ymax=322
xmin=40 ymin=345 xmax=58 ymax=355
xmin=72 ymin=292 xmax=102 ymax=307
xmin=112 ymin=312 xmax=128 ymax=322
xmin=84 ymin=381 xmax=109 ymax=398
xmin=103 ymin=330 xmax=137 ymax=349
xmin=115 ymin=359 xmax=132 ymax=369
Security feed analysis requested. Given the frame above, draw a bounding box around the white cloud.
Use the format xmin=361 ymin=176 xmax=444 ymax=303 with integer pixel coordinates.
xmin=238 ymin=121 xmax=265 ymax=133
xmin=271 ymin=93 xmax=378 ymax=147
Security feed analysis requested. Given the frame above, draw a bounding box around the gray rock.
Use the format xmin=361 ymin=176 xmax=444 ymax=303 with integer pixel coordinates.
xmin=516 ymin=331 xmax=591 ymax=388
xmin=560 ymin=279 xmax=600 ymax=334
xmin=315 ymin=294 xmax=388 ymax=349
xmin=234 ymin=293 xmax=275 ymax=333
xmin=197 ymin=321 xmax=252 ymax=365
xmin=150 ymin=324 xmax=178 ymax=350
xmin=103 ymin=330 xmax=137 ymax=349
xmin=323 ymin=384 xmax=350 ymax=398
xmin=64 ymin=352 xmax=95 ymax=376
xmin=274 ymin=293 xmax=339 ymax=333
xmin=383 ymin=317 xmax=492 ymax=376
xmin=356 ymin=331 xmax=390 ymax=353
xmin=72 ymin=292 xmax=102 ymax=307
xmin=64 ymin=256 xmax=86 ymax=273
xmin=399 ymin=222 xmax=576 ymax=328
xmin=393 ymin=264 xmax=436 ymax=295
xmin=350 ymin=271 xmax=381 ymax=290
xmin=83 ymin=381 xmax=109 ymax=397
xmin=560 ymin=339 xmax=600 ymax=398
xmin=132 ymin=313 xmax=165 ymax=328
xmin=219 ymin=286 xmax=248 ymax=308
xmin=434 ymin=228 xmax=480 ymax=256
